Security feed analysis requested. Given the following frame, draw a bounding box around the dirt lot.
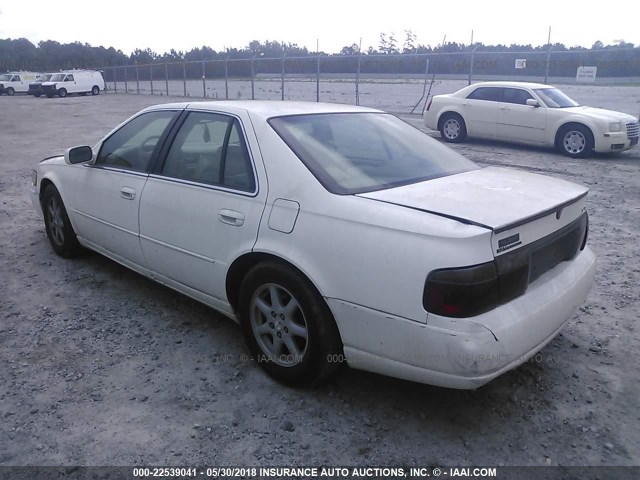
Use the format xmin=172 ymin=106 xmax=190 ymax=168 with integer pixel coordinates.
xmin=0 ymin=88 xmax=639 ymax=470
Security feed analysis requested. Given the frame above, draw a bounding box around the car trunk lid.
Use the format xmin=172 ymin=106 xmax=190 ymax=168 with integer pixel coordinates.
xmin=357 ymin=166 xmax=588 ymax=257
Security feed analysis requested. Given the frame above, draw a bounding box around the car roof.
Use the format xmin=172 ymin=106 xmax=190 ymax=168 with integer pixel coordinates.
xmin=469 ymin=81 xmax=554 ymax=90
xmin=143 ymin=100 xmax=383 ymax=120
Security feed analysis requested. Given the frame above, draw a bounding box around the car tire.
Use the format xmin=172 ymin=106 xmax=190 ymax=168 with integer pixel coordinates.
xmin=42 ymin=185 xmax=82 ymax=257
xmin=238 ymin=261 xmax=344 ymax=385
xmin=7 ymin=87 xmax=15 ymax=96
xmin=439 ymin=113 xmax=467 ymax=143
xmin=557 ymin=124 xmax=593 ymax=158
xmin=91 ymin=86 xmax=100 ymax=95
xmin=34 ymin=93 xmax=41 ymax=97
xmin=46 ymin=94 xmax=53 ymax=98
xmin=58 ymin=88 xmax=67 ymax=98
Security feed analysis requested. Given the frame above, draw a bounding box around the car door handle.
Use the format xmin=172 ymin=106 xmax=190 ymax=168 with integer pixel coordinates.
xmin=218 ymin=209 xmax=245 ymax=226
xmin=500 ymin=107 xmax=510 ymax=111
xmin=120 ymin=187 xmax=136 ymax=200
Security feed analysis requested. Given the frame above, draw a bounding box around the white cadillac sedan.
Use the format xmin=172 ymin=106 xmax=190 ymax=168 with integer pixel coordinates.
xmin=30 ymin=101 xmax=596 ymax=389
xmin=424 ymin=81 xmax=639 ymax=158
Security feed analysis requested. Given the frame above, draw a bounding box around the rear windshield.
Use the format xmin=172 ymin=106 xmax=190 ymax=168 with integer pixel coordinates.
xmin=269 ymin=113 xmax=478 ymax=194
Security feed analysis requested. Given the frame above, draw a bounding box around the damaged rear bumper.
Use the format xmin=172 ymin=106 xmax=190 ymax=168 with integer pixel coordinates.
xmin=328 ymin=246 xmax=596 ymax=389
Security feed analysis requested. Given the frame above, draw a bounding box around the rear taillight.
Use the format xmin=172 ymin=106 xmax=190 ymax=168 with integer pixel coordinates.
xmin=424 ymin=213 xmax=589 ymax=319
xmin=426 ymin=99 xmax=433 ymax=111
xmin=423 ymin=262 xmax=500 ymax=318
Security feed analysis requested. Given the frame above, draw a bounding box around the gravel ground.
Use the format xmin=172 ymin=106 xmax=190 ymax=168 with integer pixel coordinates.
xmin=0 ymin=89 xmax=639 ymax=470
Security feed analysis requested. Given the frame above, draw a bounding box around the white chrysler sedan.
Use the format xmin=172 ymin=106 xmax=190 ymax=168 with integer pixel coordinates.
xmin=30 ymin=101 xmax=596 ymax=389
xmin=424 ymin=81 xmax=639 ymax=158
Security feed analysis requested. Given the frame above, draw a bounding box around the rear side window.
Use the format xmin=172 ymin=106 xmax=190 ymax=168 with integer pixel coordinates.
xmin=96 ymin=111 xmax=176 ymax=172
xmin=467 ymin=87 xmax=501 ymax=102
xmin=161 ymin=112 xmax=255 ymax=192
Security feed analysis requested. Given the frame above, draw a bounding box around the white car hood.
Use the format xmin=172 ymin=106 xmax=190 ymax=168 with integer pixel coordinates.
xmin=562 ymin=106 xmax=638 ymax=123
xmin=357 ymin=166 xmax=587 ymax=232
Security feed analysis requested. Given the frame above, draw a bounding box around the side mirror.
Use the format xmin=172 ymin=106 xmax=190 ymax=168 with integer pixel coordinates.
xmin=65 ymin=146 xmax=93 ymax=164
xmin=526 ymin=99 xmax=540 ymax=108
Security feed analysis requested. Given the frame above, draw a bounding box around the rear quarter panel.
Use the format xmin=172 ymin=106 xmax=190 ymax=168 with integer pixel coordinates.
xmin=249 ymin=118 xmax=493 ymax=323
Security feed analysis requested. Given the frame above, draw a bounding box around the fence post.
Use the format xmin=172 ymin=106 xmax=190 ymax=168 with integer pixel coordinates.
xmin=124 ymin=66 xmax=128 ymax=93
xmin=202 ymin=60 xmax=206 ymax=98
xmin=355 ymin=53 xmax=362 ymax=106
xmin=136 ymin=63 xmax=140 ymax=94
xmin=150 ymin=64 xmax=154 ymax=95
xmin=251 ymin=57 xmax=255 ymax=100
xmin=281 ymin=53 xmax=286 ymax=101
xmin=424 ymin=58 xmax=429 ymax=91
xmin=468 ymin=46 xmax=478 ymax=85
xmin=183 ymin=61 xmax=187 ymax=96
xmin=165 ymin=63 xmax=169 ymax=96
xmin=316 ymin=54 xmax=320 ymax=102
xmin=544 ymin=47 xmax=552 ymax=84
xmin=224 ymin=57 xmax=229 ymax=100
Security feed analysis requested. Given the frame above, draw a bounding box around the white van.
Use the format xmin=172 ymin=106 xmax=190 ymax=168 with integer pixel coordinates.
xmin=41 ymin=70 xmax=105 ymax=98
xmin=0 ymin=72 xmax=42 ymax=95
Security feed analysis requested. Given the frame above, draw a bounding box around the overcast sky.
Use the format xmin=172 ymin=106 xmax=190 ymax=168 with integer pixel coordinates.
xmin=1 ymin=0 xmax=638 ymax=55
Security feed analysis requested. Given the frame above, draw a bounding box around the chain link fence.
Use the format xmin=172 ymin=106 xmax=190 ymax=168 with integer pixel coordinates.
xmin=99 ymin=48 xmax=640 ymax=112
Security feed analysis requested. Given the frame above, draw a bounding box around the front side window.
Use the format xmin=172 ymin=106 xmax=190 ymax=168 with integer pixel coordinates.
xmin=466 ymin=87 xmax=501 ymax=102
xmin=161 ymin=112 xmax=255 ymax=191
xmin=501 ymin=88 xmax=534 ymax=105
xmin=12 ymin=75 xmax=20 ymax=82
xmin=533 ymin=88 xmax=579 ymax=108
xmin=269 ymin=113 xmax=478 ymax=195
xmin=65 ymin=75 xmax=74 ymax=82
xmin=96 ymin=111 xmax=176 ymax=172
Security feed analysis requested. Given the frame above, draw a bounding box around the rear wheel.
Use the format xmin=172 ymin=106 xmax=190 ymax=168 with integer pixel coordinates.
xmin=557 ymin=124 xmax=593 ymax=158
xmin=6 ymin=87 xmax=15 ymax=96
xmin=239 ymin=262 xmax=344 ymax=385
xmin=439 ymin=113 xmax=467 ymax=143
xmin=58 ymin=88 xmax=67 ymax=98
xmin=91 ymin=85 xmax=100 ymax=95
xmin=42 ymin=185 xmax=81 ymax=257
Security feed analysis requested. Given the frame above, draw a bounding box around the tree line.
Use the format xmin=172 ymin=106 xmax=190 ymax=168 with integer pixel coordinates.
xmin=1 ymin=34 xmax=639 ymax=78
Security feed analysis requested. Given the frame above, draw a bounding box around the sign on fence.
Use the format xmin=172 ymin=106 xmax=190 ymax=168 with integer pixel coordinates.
xmin=576 ymin=66 xmax=597 ymax=82
xmin=515 ymin=59 xmax=527 ymax=69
